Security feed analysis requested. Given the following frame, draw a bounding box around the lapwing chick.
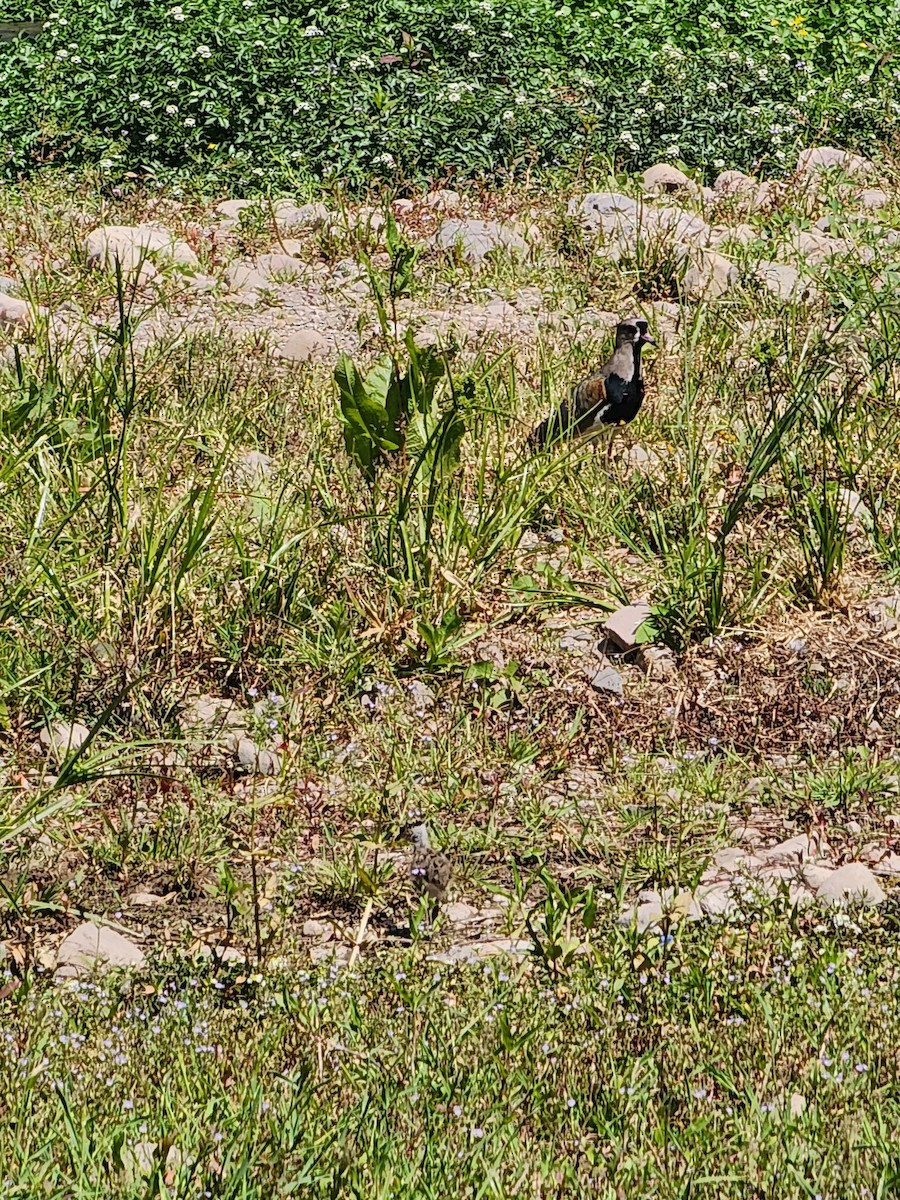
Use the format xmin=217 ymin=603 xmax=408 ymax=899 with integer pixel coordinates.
xmin=529 ymin=319 xmax=655 ymax=451
xmin=408 ymin=824 xmax=452 ymax=920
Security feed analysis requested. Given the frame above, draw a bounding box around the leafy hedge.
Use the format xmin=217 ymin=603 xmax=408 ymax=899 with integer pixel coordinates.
xmin=1 ymin=0 xmax=898 ymax=190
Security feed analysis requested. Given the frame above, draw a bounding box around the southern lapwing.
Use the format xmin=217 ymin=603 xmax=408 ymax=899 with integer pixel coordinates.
xmin=529 ymin=318 xmax=656 ymax=451
xmin=408 ymin=824 xmax=452 ymax=917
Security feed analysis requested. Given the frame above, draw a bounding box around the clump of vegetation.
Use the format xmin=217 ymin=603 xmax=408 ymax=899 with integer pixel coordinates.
xmin=2 ymin=0 xmax=899 ymax=189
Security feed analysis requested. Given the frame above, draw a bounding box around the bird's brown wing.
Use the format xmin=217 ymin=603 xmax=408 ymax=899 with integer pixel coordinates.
xmin=529 ymin=374 xmax=609 ymax=447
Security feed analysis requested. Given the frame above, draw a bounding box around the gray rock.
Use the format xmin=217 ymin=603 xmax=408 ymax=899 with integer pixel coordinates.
xmin=302 ymin=919 xmax=335 ymax=939
xmin=233 ymin=449 xmax=275 ymax=488
xmin=642 ymin=163 xmax=698 ymax=197
xmin=435 ymin=219 xmax=529 ymax=266
xmin=571 ymin=192 xmax=639 ymax=231
xmin=604 ymin=603 xmax=653 ymax=651
xmin=407 ymin=680 xmax=436 ymax=710
xmin=215 ymin=199 xmax=256 ymax=221
xmin=559 ymin=627 xmax=596 ymax=653
xmin=714 ymin=169 xmax=758 ymax=195
xmin=635 ymin=643 xmax=676 ymax=680
xmin=836 ymin=487 xmax=872 ymax=529
xmin=445 ymin=901 xmax=480 ymax=923
xmin=623 ymin=444 xmax=663 ymax=474
xmin=181 ymin=694 xmax=247 ymax=736
xmin=683 ymin=250 xmax=739 ymax=300
xmin=0 ymin=292 xmax=31 ymax=328
xmin=39 ymin=719 xmax=90 ymax=759
xmin=708 ymin=223 xmax=757 ymax=248
xmin=278 ymin=329 xmax=327 ymax=362
xmin=273 ymin=200 xmax=329 ymax=231
xmin=426 ymin=189 xmax=462 ymax=212
xmin=757 ymin=261 xmax=818 ymax=303
xmin=121 ymin=1141 xmax=183 ymax=1183
xmin=855 ymin=187 xmax=889 ymax=210
xmin=757 ymin=834 xmax=824 ymax=865
xmin=643 ymin=207 xmax=711 ymax=245
xmin=235 ymin=738 xmax=281 ymax=776
xmin=588 ymin=665 xmax=624 ymax=696
xmin=0 ymin=274 xmax=20 ymax=294
xmin=129 ymin=891 xmax=171 ymax=908
xmin=85 ymin=224 xmax=198 ymax=272
xmin=55 ymin=922 xmax=145 ymax=980
xmin=696 ymin=884 xmax=737 ymax=917
xmin=426 ymin=937 xmax=532 ymax=965
xmin=256 ymin=252 xmax=304 ymax=281
xmin=225 ymin=262 xmax=270 ymax=292
xmin=816 ymin=862 xmax=884 ymax=907
xmin=796 ymin=146 xmax=875 ymax=179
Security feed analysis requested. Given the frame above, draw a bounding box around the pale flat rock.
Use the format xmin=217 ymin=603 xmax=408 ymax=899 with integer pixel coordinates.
xmin=559 ymin=627 xmax=596 ymax=653
xmin=757 ymin=834 xmax=825 ymax=865
xmin=796 ymin=146 xmax=875 ymax=179
xmin=302 ymin=919 xmax=335 ymax=940
xmin=232 ymin=449 xmax=275 ymax=488
xmin=121 ymin=1141 xmax=182 ymax=1183
xmin=445 ymin=901 xmax=480 ymax=923
xmin=635 ymin=643 xmax=676 ymax=680
xmin=588 ymin=665 xmax=624 ymax=696
xmin=696 ymin=884 xmax=737 ymax=917
xmin=273 ymin=200 xmax=329 ymax=231
xmin=39 ymin=719 xmax=90 ymax=759
xmin=278 ymin=329 xmax=327 ymax=362
xmin=426 ymin=189 xmax=462 ymax=212
xmin=55 ymin=922 xmax=145 ymax=980
xmin=256 ymin=252 xmax=304 ymax=281
xmin=181 ymin=694 xmax=247 ymax=736
xmin=216 ymin=199 xmax=255 ymax=221
xmin=757 ymin=261 xmax=818 ymax=303
xmin=870 ymin=851 xmax=900 ymax=877
xmin=225 ymin=262 xmax=270 ymax=292
xmin=129 ymin=891 xmax=172 ymax=907
xmin=235 ymin=738 xmax=281 ymax=776
xmin=604 ymin=603 xmax=653 ymax=651
xmin=683 ymin=249 xmax=739 ymax=300
xmin=0 ymin=292 xmax=31 ymax=328
xmin=855 ymin=187 xmax=889 ymax=209
xmin=85 ymin=224 xmax=198 ymax=272
xmin=816 ymin=863 xmax=884 ymax=907
xmin=642 ymin=163 xmax=698 ymax=197
xmin=708 ymin=223 xmax=757 ymax=248
xmin=622 ymin=444 xmax=663 ymax=474
xmin=427 ymin=938 xmax=532 ymax=965
xmin=714 ymin=169 xmax=758 ymax=195
xmin=712 ymin=846 xmax=759 ymax=871
xmin=435 ymin=219 xmax=529 ymax=266
xmin=801 ymin=864 xmax=836 ymax=889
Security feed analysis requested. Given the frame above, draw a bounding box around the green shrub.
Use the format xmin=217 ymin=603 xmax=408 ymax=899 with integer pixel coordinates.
xmin=1 ymin=0 xmax=898 ymax=190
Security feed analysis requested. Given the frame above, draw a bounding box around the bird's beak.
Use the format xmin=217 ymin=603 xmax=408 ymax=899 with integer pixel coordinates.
xmin=640 ymin=333 xmax=657 ymax=346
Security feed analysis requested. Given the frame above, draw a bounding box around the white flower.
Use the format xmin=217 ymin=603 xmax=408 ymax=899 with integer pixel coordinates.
xmin=146 ymin=133 xmax=158 ymax=143
xmin=139 ymin=99 xmax=151 ymax=108
xmin=71 ymin=54 xmax=82 ymax=62
xmin=195 ymin=44 xmax=212 ymax=58
xmin=167 ymin=79 xmax=179 ymax=89
xmin=184 ymin=117 xmax=196 ymax=126
xmin=654 ymin=101 xmax=665 ymax=113
xmin=632 ymin=106 xmax=646 ymax=118
xmin=515 ymin=92 xmax=527 ymax=104
xmin=303 ymin=25 xmax=324 ymax=36
xmin=129 ymin=92 xmax=140 ymax=102
xmin=665 ymin=144 xmax=680 ymax=157
xmin=243 ymin=0 xmax=254 ymax=5
xmin=502 ymin=109 xmax=514 ymax=121
xmin=706 ymin=80 xmax=717 ymax=92
xmin=637 ymin=80 xmax=651 ymax=95
xmin=296 ymin=101 xmax=314 ymax=111
xmin=166 ymin=104 xmax=178 ymax=114
xmin=451 ymin=21 xmax=474 ymax=33
xmin=373 ymin=152 xmax=395 ymax=166
xmin=170 ymin=5 xmax=186 ymax=19
xmin=713 ymin=157 xmax=725 ymax=168
xmin=349 ymin=54 xmax=374 ymax=69
xmin=55 ymin=48 xmax=68 ymax=58
xmin=254 ymin=39 xmax=265 ymax=46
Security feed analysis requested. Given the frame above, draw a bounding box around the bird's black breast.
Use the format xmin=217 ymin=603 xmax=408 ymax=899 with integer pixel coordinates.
xmin=578 ymin=370 xmax=644 ymax=429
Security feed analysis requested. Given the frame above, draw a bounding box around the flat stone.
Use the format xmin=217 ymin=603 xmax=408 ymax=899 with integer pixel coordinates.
xmin=696 ymin=884 xmax=737 ymax=917
xmin=181 ymin=694 xmax=247 ymax=736
xmin=588 ymin=665 xmax=624 ymax=696
xmin=273 ymin=200 xmax=329 ymax=231
xmin=796 ymin=146 xmax=875 ymax=179
xmin=39 ymin=719 xmax=90 ymax=759
xmin=816 ymin=862 xmax=884 ymax=907
xmin=426 ymin=189 xmax=462 ymax=212
xmin=758 ymin=834 xmax=824 ymax=865
xmin=871 ymin=852 xmax=900 ymax=876
xmin=603 ymin=603 xmax=653 ymax=651
xmin=435 ymin=219 xmax=529 ymax=266
xmin=0 ymin=292 xmax=31 ymax=328
xmin=757 ymin=261 xmax=818 ymax=303
xmin=233 ymin=449 xmax=275 ymax=488
xmin=406 ymin=680 xmax=436 ymax=710
xmin=445 ymin=902 xmax=480 ymax=923
xmin=235 ymin=738 xmax=281 ymax=776
xmin=714 ymin=169 xmax=758 ymax=195
xmin=708 ymin=223 xmax=757 ymax=248
xmin=85 ymin=224 xmax=198 ymax=272
xmin=642 ymin=163 xmax=697 ymax=196
xmin=801 ymin=864 xmax=836 ymax=889
xmin=121 ymin=1141 xmax=182 ymax=1183
xmin=302 ymin=919 xmax=335 ymax=940
xmin=559 ymin=627 xmax=596 ymax=653
xmin=278 ymin=329 xmax=327 ymax=362
xmin=855 ymin=188 xmax=889 ymax=209
xmin=216 ymin=199 xmax=255 ymax=221
xmin=256 ymin=252 xmax=304 ymax=280
xmin=713 ymin=846 xmax=757 ymax=871
xmin=635 ymin=643 xmax=676 ymax=680
xmin=837 ymin=487 xmax=872 ymax=528
xmin=427 ymin=937 xmax=532 ymax=965
xmin=129 ymin=891 xmax=172 ymax=907
xmin=225 ymin=262 xmax=270 ymax=292
xmin=683 ymin=249 xmax=739 ymax=300
xmin=55 ymin=922 xmax=145 ymax=980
